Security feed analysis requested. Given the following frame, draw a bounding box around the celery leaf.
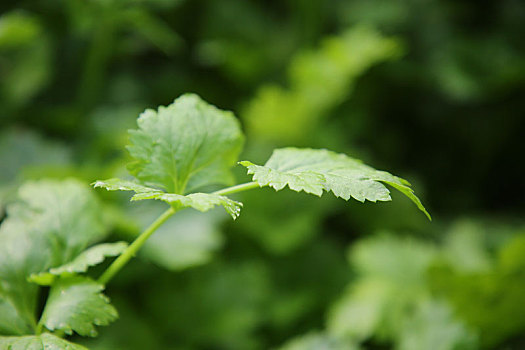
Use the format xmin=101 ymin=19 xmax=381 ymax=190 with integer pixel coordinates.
xmin=240 ymin=148 xmax=430 ymax=220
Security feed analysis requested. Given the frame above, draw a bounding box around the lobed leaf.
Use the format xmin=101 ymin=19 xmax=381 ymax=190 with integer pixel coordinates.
xmin=0 ymin=179 xmax=107 ymax=335
xmin=126 ymin=93 xmax=244 ymax=194
xmin=330 ymin=232 xmax=435 ymax=338
xmin=94 ymin=178 xmax=242 ymax=219
xmin=132 ymin=192 xmax=242 ymax=220
xmin=29 ymin=242 xmax=128 ymax=286
xmin=398 ymin=300 xmax=477 ymax=350
xmin=93 ymin=95 xmax=245 ymax=218
xmin=240 ymin=148 xmax=430 ymax=220
xmin=39 ymin=276 xmax=118 ymax=337
xmin=92 ymin=178 xmax=161 ymax=193
xmin=0 ymin=333 xmax=87 ymax=350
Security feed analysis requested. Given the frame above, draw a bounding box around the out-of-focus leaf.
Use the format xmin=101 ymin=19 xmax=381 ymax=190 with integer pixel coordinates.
xmin=499 ymin=233 xmax=525 ymax=272
xmin=327 ymin=233 xmax=478 ymax=350
xmin=29 ymin=242 xmax=128 ymax=285
xmin=243 ymin=26 xmax=401 ymax=143
xmin=133 ymin=202 xmax=225 ymax=271
xmin=0 ymin=12 xmax=51 ymax=107
xmin=397 ymin=300 xmax=477 ymax=350
xmin=430 ymin=229 xmax=525 ymax=347
xmin=328 ymin=279 xmax=391 ymax=341
xmin=0 ymin=179 xmax=107 ymax=335
xmin=0 ymin=333 xmax=87 ymax=350
xmin=39 ymin=276 xmax=118 ymax=337
xmin=241 ymin=148 xmax=430 ymax=219
xmin=279 ymin=332 xmax=358 ymax=350
xmin=0 ymin=12 xmax=41 ymax=48
xmin=441 ymin=220 xmax=492 ymax=273
xmin=328 ymin=234 xmax=438 ymax=341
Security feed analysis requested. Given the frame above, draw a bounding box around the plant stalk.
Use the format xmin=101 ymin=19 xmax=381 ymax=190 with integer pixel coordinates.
xmin=98 ymin=182 xmax=260 ymax=285
xmin=213 ymin=181 xmax=261 ymax=196
xmin=98 ymin=207 xmax=176 ymax=285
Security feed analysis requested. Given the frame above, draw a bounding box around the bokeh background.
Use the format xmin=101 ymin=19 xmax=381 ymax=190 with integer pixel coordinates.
xmin=1 ymin=0 xmax=524 ymax=349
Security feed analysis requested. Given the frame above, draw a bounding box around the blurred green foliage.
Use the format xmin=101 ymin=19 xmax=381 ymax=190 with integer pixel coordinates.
xmin=0 ymin=0 xmax=524 ymax=349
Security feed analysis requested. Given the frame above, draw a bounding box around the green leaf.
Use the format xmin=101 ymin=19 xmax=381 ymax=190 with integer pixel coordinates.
xmin=0 ymin=333 xmax=87 ymax=350
xmin=93 ymin=178 xmax=161 ymax=193
xmin=0 ymin=12 xmax=51 ymax=107
xmin=327 ymin=233 xmax=478 ymax=350
xmin=132 ymin=192 xmax=242 ymax=220
xmin=29 ymin=242 xmax=128 ymax=285
xmin=397 ymin=300 xmax=477 ymax=350
xmin=240 ymin=148 xmax=430 ymax=220
xmin=39 ymin=276 xmax=118 ymax=337
xmin=0 ymin=12 xmax=41 ymax=48
xmin=327 ymin=279 xmax=391 ymax=341
xmin=136 ymin=204 xmax=224 ymax=271
xmin=429 ymin=225 xmax=525 ymax=347
xmin=127 ymin=93 xmax=244 ymax=194
xmin=243 ymin=26 xmax=401 ymax=143
xmin=327 ymin=234 xmax=438 ymax=340
xmin=0 ymin=179 xmax=107 ymax=335
xmin=93 ymin=95 xmax=245 ymax=218
xmin=279 ymin=332 xmax=357 ymax=350
xmin=0 ymin=295 xmax=29 ymax=336
xmin=94 ymin=178 xmax=242 ymax=219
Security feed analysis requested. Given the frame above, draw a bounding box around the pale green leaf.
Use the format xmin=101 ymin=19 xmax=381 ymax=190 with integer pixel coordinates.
xmin=442 ymin=220 xmax=492 ymax=273
xmin=135 ymin=204 xmax=224 ymax=271
xmin=132 ymin=192 xmax=242 ymax=219
xmin=0 ymin=179 xmax=107 ymax=335
xmin=0 ymin=333 xmax=87 ymax=350
xmin=92 ymin=178 xmax=161 ymax=193
xmin=327 ymin=280 xmax=391 ymax=341
xmin=39 ymin=277 xmax=118 ymax=337
xmin=240 ymin=148 xmax=430 ymax=219
xmin=29 ymin=242 xmax=128 ymax=285
xmin=126 ymin=93 xmax=244 ymax=194
xmin=243 ymin=26 xmax=401 ymax=143
xmin=0 ymin=295 xmax=29 ymax=336
xmin=93 ymin=177 xmax=243 ymax=219
xmin=398 ymin=300 xmax=477 ymax=350
xmin=279 ymin=332 xmax=358 ymax=350
xmin=331 ymin=234 xmax=438 ymax=339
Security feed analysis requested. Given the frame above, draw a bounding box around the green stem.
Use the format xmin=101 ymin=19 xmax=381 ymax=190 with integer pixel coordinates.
xmin=97 ymin=182 xmax=261 ymax=285
xmin=98 ymin=207 xmax=176 ymax=285
xmin=213 ymin=181 xmax=261 ymax=196
xmin=35 ymin=323 xmax=43 ymax=335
